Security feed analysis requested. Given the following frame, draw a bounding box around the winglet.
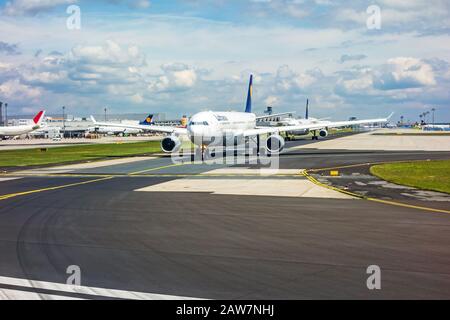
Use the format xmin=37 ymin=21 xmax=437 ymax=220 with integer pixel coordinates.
xmin=33 ymin=110 xmax=45 ymax=125
xmin=90 ymin=115 xmax=97 ymax=124
xmin=245 ymin=74 xmax=253 ymax=113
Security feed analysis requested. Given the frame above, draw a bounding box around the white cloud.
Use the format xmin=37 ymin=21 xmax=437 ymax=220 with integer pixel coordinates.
xmin=2 ymin=0 xmax=77 ymax=16
xmin=264 ymin=95 xmax=279 ymax=106
xmin=374 ymin=57 xmax=436 ymax=90
xmin=0 ymin=79 xmax=41 ymax=100
xmin=148 ymin=63 xmax=197 ymax=92
xmin=337 ymin=69 xmax=373 ymax=94
xmin=130 ymin=93 xmax=143 ymax=103
xmin=275 ymin=65 xmax=318 ymax=92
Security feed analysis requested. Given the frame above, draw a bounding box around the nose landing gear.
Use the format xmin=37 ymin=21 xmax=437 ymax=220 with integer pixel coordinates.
xmin=201 ymin=144 xmax=207 ymax=161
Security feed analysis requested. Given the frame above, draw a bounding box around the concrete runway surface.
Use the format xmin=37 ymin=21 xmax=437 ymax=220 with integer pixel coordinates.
xmin=0 ymin=132 xmax=449 ymax=299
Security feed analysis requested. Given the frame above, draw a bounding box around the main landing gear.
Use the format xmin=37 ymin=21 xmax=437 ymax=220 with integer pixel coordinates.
xmin=311 ymin=130 xmax=319 ymax=140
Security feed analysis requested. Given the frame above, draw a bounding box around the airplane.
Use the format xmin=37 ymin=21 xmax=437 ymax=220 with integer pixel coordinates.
xmin=139 ymin=114 xmax=155 ymax=126
xmin=91 ymin=75 xmax=391 ymax=158
xmin=258 ymin=99 xmax=317 ymax=139
xmin=422 ymin=124 xmax=450 ymax=131
xmin=88 ymin=126 xmax=142 ymax=136
xmin=262 ymin=99 xmax=370 ymax=140
xmin=0 ymin=110 xmax=46 ymax=138
xmin=89 ymin=114 xmax=154 ymax=136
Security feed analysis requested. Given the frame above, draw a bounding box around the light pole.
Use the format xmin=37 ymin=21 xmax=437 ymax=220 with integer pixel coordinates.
xmin=0 ymin=101 xmax=3 ymax=126
xmin=4 ymin=103 xmax=7 ymax=127
xmin=432 ymin=108 xmax=435 ymax=125
xmin=62 ymin=106 xmax=66 ymax=137
xmin=104 ymin=107 xmax=107 ymax=122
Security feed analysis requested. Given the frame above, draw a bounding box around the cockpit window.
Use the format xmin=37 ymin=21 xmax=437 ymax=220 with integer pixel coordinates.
xmin=189 ymin=121 xmax=209 ymax=126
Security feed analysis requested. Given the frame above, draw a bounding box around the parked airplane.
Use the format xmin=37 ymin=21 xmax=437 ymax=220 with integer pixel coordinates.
xmin=422 ymin=124 xmax=450 ymax=131
xmin=91 ymin=75 xmax=390 ymax=157
xmin=89 ymin=114 xmax=154 ymax=136
xmin=0 ymin=110 xmax=46 ymax=138
xmin=139 ymin=114 xmax=155 ymax=126
xmin=265 ymin=99 xmax=374 ymax=140
xmin=260 ymin=99 xmax=317 ymax=139
xmin=88 ymin=126 xmax=142 ymax=136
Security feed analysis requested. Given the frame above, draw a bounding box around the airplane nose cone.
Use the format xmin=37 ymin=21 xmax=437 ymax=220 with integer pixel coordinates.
xmin=188 ymin=125 xmax=204 ymax=139
xmin=188 ymin=125 xmax=199 ymax=136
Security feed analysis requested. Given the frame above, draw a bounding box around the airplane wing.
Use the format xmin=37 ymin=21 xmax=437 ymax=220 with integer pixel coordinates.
xmin=90 ymin=116 xmax=188 ymax=135
xmin=243 ymin=113 xmax=393 ymax=137
xmin=319 ymin=113 xmax=394 ymax=129
xmin=256 ymin=112 xmax=295 ymax=121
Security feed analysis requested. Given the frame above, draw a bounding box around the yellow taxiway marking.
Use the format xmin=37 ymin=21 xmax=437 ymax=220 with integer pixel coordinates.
xmin=128 ymin=163 xmax=186 ymax=175
xmin=302 ymin=170 xmax=450 ymax=214
xmin=0 ymin=172 xmax=303 ymax=178
xmin=0 ymin=176 xmax=113 ymax=201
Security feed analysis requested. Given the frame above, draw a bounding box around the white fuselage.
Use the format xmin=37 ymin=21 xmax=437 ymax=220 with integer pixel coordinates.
xmin=187 ymin=111 xmax=256 ymax=146
xmin=89 ymin=126 xmax=141 ymax=135
xmin=0 ymin=124 xmax=40 ymax=137
xmin=278 ymin=117 xmax=327 ymax=135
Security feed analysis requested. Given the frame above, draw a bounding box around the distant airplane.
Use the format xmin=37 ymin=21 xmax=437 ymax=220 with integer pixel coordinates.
xmin=0 ymin=110 xmax=46 ymax=138
xmin=91 ymin=75 xmax=391 ymax=158
xmin=139 ymin=114 xmax=155 ymax=126
xmin=422 ymin=124 xmax=450 ymax=131
xmin=260 ymin=99 xmax=386 ymax=140
xmin=88 ymin=114 xmax=154 ymax=136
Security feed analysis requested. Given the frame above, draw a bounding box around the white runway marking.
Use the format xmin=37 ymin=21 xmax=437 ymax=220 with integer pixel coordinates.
xmin=0 ymin=276 xmax=203 ymax=300
xmin=0 ymin=288 xmax=84 ymax=300
xmin=136 ymin=167 xmax=353 ymax=199
xmin=200 ymin=168 xmax=301 ymax=176
xmin=0 ymin=177 xmax=22 ymax=182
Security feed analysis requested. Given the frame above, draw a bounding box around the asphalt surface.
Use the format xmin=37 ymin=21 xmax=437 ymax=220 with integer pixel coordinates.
xmin=310 ymin=163 xmax=450 ymax=211
xmin=0 ymin=133 xmax=449 ymax=299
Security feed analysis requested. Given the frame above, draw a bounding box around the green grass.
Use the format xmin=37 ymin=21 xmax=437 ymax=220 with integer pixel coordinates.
xmin=370 ymin=160 xmax=450 ymax=194
xmin=0 ymin=141 xmax=162 ymax=167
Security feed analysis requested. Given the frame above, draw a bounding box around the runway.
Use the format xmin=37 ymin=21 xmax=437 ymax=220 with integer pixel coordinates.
xmin=0 ymin=133 xmax=449 ymax=299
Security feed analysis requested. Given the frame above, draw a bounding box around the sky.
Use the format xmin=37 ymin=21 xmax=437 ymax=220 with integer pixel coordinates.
xmin=0 ymin=0 xmax=449 ymax=122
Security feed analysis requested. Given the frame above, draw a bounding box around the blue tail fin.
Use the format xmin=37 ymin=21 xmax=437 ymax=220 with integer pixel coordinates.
xmin=305 ymin=99 xmax=309 ymax=120
xmin=245 ymin=75 xmax=253 ymax=113
xmin=139 ymin=114 xmax=154 ymax=125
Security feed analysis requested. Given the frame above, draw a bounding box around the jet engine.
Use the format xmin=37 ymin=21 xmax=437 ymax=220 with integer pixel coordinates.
xmin=161 ymin=135 xmax=181 ymax=153
xmin=319 ymin=129 xmax=328 ymax=138
xmin=265 ymin=134 xmax=285 ymax=154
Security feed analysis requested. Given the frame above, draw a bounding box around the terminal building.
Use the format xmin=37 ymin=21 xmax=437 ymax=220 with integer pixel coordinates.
xmin=7 ymin=113 xmax=185 ymax=139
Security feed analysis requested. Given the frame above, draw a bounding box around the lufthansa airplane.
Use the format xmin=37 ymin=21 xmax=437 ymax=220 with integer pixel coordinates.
xmin=91 ymin=75 xmax=390 ymax=156
xmin=0 ymin=110 xmax=46 ymax=138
